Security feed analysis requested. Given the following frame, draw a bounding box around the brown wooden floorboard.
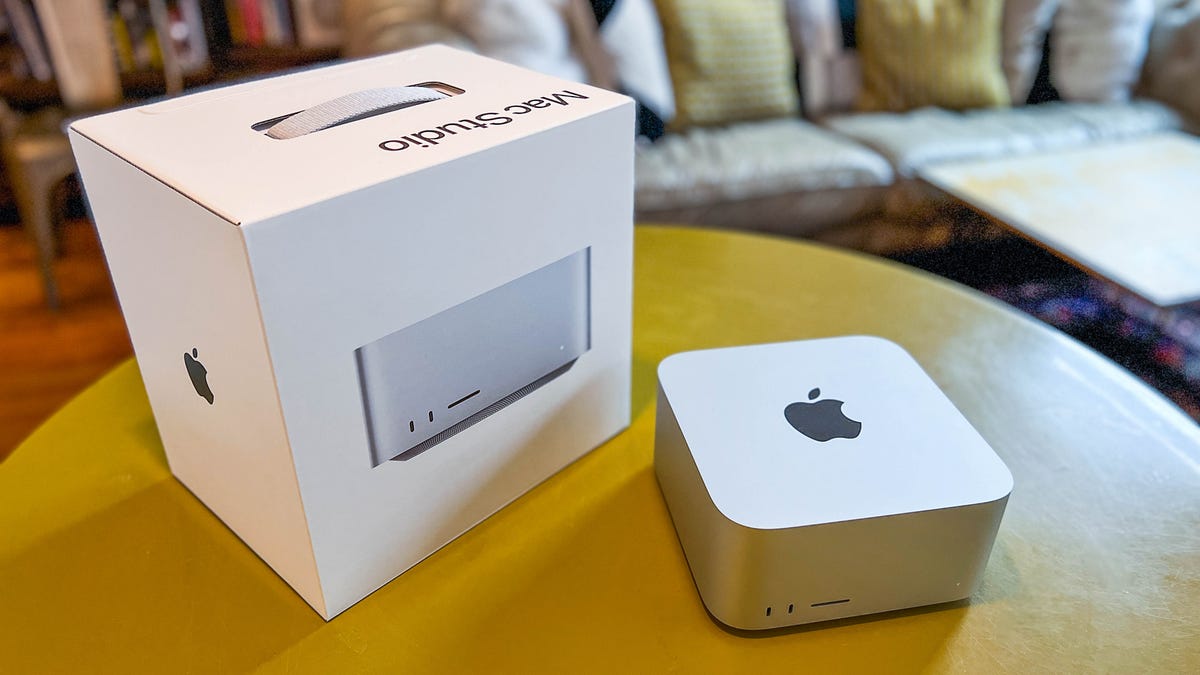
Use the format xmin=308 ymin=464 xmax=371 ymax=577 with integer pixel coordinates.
xmin=0 ymin=219 xmax=132 ymax=461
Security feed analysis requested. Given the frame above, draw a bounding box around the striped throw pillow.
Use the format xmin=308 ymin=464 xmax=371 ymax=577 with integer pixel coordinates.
xmin=857 ymin=0 xmax=1011 ymax=112
xmin=654 ymin=0 xmax=800 ymax=129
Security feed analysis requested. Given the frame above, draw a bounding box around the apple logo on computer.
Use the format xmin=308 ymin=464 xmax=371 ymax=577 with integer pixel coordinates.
xmin=784 ymin=388 xmax=860 ymax=441
xmin=184 ymin=348 xmax=214 ymax=405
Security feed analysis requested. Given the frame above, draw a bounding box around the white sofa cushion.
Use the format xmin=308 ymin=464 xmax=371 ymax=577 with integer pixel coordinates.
xmin=343 ymin=0 xmax=675 ymax=125
xmin=601 ymin=0 xmax=675 ymax=122
xmin=1002 ymin=0 xmax=1060 ymax=103
xmin=635 ymin=118 xmax=893 ymax=211
xmin=823 ymin=100 xmax=1182 ymax=176
xmin=444 ymin=0 xmax=589 ymax=82
xmin=785 ymin=0 xmax=860 ymax=118
xmin=342 ymin=0 xmax=587 ymax=81
xmin=1052 ymin=0 xmax=1157 ymax=102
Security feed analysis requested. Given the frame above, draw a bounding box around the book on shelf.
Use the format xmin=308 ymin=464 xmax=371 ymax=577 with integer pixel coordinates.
xmin=259 ymin=0 xmax=294 ymax=46
xmin=33 ymin=0 xmax=121 ymax=108
xmin=1 ymin=0 xmax=337 ymax=104
xmin=163 ymin=0 xmax=209 ymax=73
xmin=110 ymin=0 xmax=164 ymax=73
xmin=239 ymin=0 xmax=264 ymax=45
xmin=226 ymin=0 xmax=302 ymax=48
xmin=109 ymin=0 xmax=208 ymax=75
xmin=2 ymin=0 xmax=53 ymax=81
xmin=1 ymin=0 xmax=211 ymax=106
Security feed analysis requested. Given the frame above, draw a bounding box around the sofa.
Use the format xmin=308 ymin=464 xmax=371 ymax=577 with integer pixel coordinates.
xmin=343 ymin=0 xmax=1200 ymax=254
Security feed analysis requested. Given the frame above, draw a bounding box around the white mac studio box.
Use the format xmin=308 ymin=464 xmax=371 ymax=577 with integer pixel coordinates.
xmin=68 ymin=46 xmax=634 ymax=619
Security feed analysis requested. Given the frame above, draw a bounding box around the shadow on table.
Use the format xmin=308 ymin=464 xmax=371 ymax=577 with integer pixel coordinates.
xmin=0 ymin=480 xmax=323 ymax=672
xmin=387 ymin=461 xmax=981 ymax=671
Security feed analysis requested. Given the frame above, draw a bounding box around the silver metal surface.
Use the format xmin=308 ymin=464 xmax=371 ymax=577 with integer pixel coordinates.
xmin=356 ymin=248 xmax=591 ymax=466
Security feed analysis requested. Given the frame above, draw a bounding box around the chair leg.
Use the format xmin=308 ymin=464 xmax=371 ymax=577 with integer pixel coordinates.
xmin=19 ymin=182 xmax=60 ymax=309
xmin=5 ymin=137 xmax=76 ymax=310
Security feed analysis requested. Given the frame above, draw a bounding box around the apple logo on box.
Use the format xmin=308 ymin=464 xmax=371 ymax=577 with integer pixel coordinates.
xmin=184 ymin=347 xmax=214 ymax=405
xmin=784 ymin=388 xmax=860 ymax=441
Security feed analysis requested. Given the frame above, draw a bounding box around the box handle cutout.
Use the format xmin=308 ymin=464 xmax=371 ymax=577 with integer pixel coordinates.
xmin=256 ymin=83 xmax=461 ymax=140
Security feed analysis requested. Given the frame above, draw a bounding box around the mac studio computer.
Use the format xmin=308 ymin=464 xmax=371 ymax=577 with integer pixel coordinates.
xmin=654 ymin=336 xmax=1013 ymax=630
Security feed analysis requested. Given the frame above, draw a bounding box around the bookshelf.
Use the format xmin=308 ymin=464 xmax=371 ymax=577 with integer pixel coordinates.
xmin=0 ymin=0 xmax=345 ymax=304
xmin=0 ymin=0 xmax=344 ymax=110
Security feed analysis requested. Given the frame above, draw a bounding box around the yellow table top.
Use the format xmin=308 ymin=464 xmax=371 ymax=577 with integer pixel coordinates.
xmin=3 ymin=226 xmax=1199 ymax=673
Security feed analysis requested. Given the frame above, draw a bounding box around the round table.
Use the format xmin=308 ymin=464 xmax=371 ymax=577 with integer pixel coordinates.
xmin=3 ymin=227 xmax=1198 ymax=672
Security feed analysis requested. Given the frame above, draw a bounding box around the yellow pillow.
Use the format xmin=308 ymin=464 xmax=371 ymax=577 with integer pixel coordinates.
xmin=857 ymin=0 xmax=1011 ymax=112
xmin=654 ymin=0 xmax=799 ymax=130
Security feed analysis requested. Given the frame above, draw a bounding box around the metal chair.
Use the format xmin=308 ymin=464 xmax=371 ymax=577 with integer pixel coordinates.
xmin=1 ymin=103 xmax=75 ymax=309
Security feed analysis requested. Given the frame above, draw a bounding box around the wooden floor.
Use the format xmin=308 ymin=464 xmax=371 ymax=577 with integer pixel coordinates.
xmin=0 ymin=219 xmax=132 ymax=461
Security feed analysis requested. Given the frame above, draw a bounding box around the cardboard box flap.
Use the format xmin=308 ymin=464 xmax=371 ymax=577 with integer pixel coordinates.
xmin=69 ymin=45 xmax=630 ymax=225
